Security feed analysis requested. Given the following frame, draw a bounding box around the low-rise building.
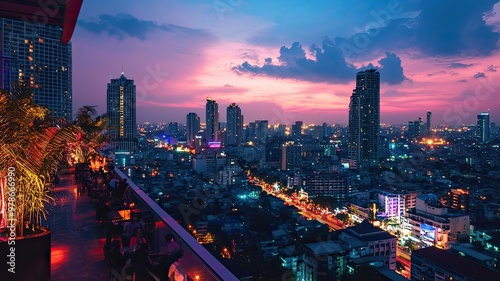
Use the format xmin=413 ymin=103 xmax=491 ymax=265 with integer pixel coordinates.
xmin=299 ymin=241 xmax=347 ymax=281
xmin=411 ymin=247 xmax=500 ymax=281
xmin=339 ymin=220 xmax=397 ymax=270
xmin=405 ymin=194 xmax=470 ymax=249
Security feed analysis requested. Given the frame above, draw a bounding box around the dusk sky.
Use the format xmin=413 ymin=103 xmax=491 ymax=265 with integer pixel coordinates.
xmin=72 ymin=0 xmax=500 ymax=126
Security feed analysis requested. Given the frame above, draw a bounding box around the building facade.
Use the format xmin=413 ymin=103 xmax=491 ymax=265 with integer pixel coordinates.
xmin=377 ymin=192 xmax=405 ymax=218
xmin=299 ymin=241 xmax=347 ymax=281
xmin=304 ymin=172 xmax=349 ymax=199
xmin=292 ymin=121 xmax=303 ymax=142
xmin=448 ymin=188 xmax=470 ymax=213
xmin=477 ymin=112 xmax=490 ymax=143
xmin=405 ymin=194 xmax=470 ymax=249
xmin=339 ymin=220 xmax=397 ymax=270
xmin=426 ymin=110 xmax=432 ymax=136
xmin=226 ymin=103 xmax=242 ymax=146
xmin=281 ymin=142 xmax=302 ymax=171
xmin=411 ymin=247 xmax=500 ymax=281
xmin=0 ymin=1 xmax=83 ymax=120
xmin=205 ymin=98 xmax=219 ymax=143
xmin=186 ymin=112 xmax=200 ymax=147
xmin=107 ymin=73 xmax=137 ymax=157
xmin=348 ymin=69 xmax=380 ymax=169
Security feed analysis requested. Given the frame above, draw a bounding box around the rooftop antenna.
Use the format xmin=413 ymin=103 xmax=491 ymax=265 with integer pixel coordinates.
xmin=121 ymin=66 xmax=124 ymax=75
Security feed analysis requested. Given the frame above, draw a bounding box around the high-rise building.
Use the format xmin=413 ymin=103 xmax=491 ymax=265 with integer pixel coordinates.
xmin=477 ymin=112 xmax=490 ymax=143
xmin=426 ymin=111 xmax=432 ymax=136
xmin=348 ymin=69 xmax=380 ymax=168
xmin=186 ymin=112 xmax=200 ymax=147
xmin=205 ymin=98 xmax=219 ymax=143
xmin=407 ymin=118 xmax=423 ymax=139
xmin=226 ymin=103 xmax=242 ymax=146
xmin=245 ymin=122 xmax=257 ymax=142
xmin=167 ymin=122 xmax=178 ymax=137
xmin=256 ymin=120 xmax=269 ymax=144
xmin=292 ymin=121 xmax=303 ymax=141
xmin=107 ymin=73 xmax=137 ymax=155
xmin=0 ymin=1 xmax=83 ymax=121
xmin=281 ymin=141 xmax=302 ymax=171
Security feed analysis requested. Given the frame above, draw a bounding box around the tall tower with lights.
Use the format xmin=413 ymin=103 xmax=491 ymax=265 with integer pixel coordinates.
xmin=226 ymin=103 xmax=242 ymax=146
xmin=348 ymin=69 xmax=380 ymax=169
xmin=206 ymin=98 xmax=219 ymax=143
xmin=107 ymin=73 xmax=137 ymax=165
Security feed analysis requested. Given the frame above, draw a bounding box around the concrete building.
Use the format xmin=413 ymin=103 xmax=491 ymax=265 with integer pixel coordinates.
xmin=226 ymin=103 xmax=243 ymax=146
xmin=405 ymin=194 xmax=470 ymax=249
xmin=205 ymin=98 xmax=219 ymax=143
xmin=107 ymin=73 xmax=137 ymax=165
xmin=411 ymin=247 xmax=500 ymax=281
xmin=304 ymin=171 xmax=349 ymax=199
xmin=0 ymin=0 xmax=83 ymax=120
xmin=448 ymin=188 xmax=470 ymax=213
xmin=192 ymin=150 xmax=226 ymax=179
xmin=281 ymin=141 xmax=302 ymax=171
xmin=186 ymin=112 xmax=200 ymax=147
xmin=348 ymin=69 xmax=380 ymax=169
xmin=339 ymin=220 xmax=397 ymax=270
xmin=377 ymin=191 xmax=405 ymax=218
xmin=299 ymin=241 xmax=347 ymax=281
xmin=477 ymin=112 xmax=490 ymax=143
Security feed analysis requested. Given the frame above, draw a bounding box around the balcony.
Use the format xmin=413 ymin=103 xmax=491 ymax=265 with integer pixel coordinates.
xmin=112 ymin=167 xmax=239 ymax=280
xmin=49 ymin=166 xmax=239 ymax=281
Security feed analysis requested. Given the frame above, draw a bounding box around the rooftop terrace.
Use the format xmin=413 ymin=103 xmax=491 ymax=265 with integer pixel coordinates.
xmin=48 ymin=166 xmax=239 ymax=281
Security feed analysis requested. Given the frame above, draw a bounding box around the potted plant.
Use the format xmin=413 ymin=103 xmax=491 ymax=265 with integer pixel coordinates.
xmin=0 ymin=84 xmax=80 ymax=281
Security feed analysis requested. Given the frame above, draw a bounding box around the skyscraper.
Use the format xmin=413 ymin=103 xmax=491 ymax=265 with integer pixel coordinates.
xmin=186 ymin=112 xmax=200 ymax=147
xmin=107 ymin=73 xmax=137 ymax=154
xmin=292 ymin=121 xmax=303 ymax=141
xmin=226 ymin=103 xmax=242 ymax=146
xmin=206 ymin=98 xmax=219 ymax=142
xmin=477 ymin=112 xmax=490 ymax=144
xmin=0 ymin=1 xmax=83 ymax=120
xmin=348 ymin=69 xmax=380 ymax=168
xmin=256 ymin=120 xmax=269 ymax=144
xmin=426 ymin=111 xmax=432 ymax=136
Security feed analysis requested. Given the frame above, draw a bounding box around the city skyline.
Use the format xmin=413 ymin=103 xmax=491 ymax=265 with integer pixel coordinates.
xmin=72 ymin=1 xmax=500 ymax=125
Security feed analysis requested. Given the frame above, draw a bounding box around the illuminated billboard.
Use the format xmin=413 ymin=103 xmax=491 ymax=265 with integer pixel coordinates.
xmin=420 ymin=223 xmax=435 ymax=244
xmin=208 ymin=141 xmax=221 ymax=148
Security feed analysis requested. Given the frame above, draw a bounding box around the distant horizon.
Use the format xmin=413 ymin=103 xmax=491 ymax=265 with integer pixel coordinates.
xmin=72 ymin=1 xmax=500 ymax=126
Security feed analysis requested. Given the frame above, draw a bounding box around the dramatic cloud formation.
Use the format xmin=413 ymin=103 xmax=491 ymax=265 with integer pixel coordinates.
xmin=72 ymin=0 xmax=500 ymax=124
xmin=232 ymin=39 xmax=407 ymax=84
xmin=79 ymin=13 xmax=213 ymax=41
xmin=336 ymin=0 xmax=500 ymax=58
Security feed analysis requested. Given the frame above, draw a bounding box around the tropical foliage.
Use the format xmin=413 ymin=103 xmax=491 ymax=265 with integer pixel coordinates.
xmin=68 ymin=105 xmax=108 ymax=165
xmin=0 ymin=84 xmax=92 ymax=236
